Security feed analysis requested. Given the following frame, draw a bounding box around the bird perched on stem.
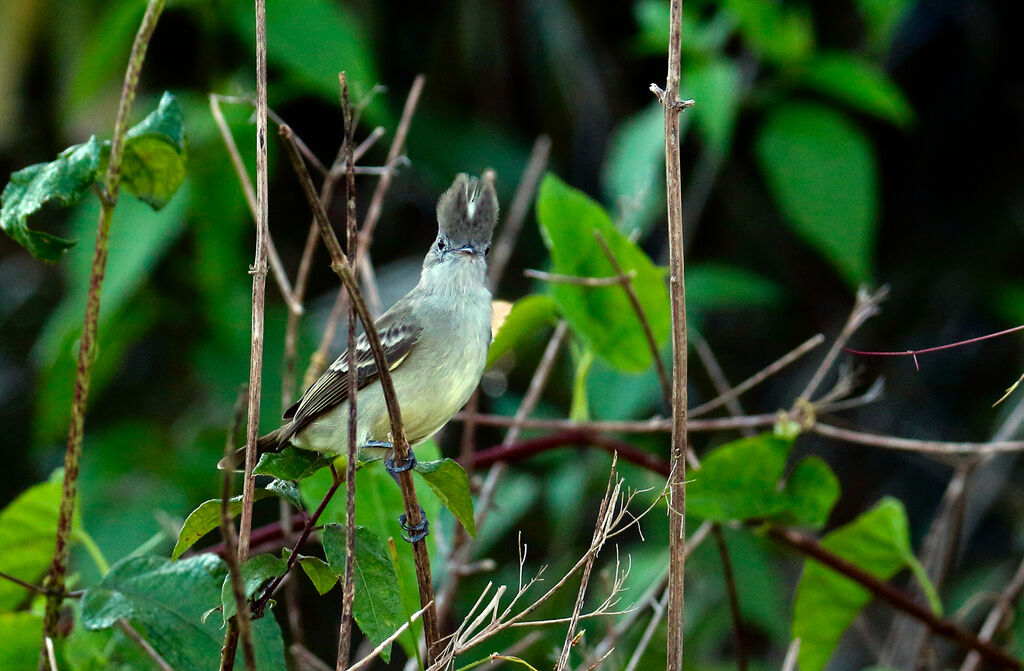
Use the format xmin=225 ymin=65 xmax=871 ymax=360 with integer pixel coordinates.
xmin=222 ymin=174 xmax=497 ymax=507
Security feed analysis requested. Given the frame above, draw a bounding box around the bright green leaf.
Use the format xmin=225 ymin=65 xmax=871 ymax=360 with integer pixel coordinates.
xmin=0 ymin=474 xmax=77 ymax=610
xmin=171 ymin=489 xmax=273 ymax=559
xmin=297 ymin=555 xmax=337 ymax=596
xmin=779 ymin=457 xmax=841 ymax=529
xmin=0 ymin=612 xmax=43 ymax=670
xmin=801 ymin=52 xmax=914 ymax=126
xmin=688 ymin=434 xmax=794 ymax=522
xmin=81 ymin=555 xmax=286 ymax=670
xmin=683 ymin=58 xmax=742 ymax=154
xmin=487 ymin=294 xmax=559 ymax=368
xmin=726 ymin=0 xmax=814 ymax=65
xmin=687 ymin=262 xmax=785 ymax=317
xmin=793 ymin=498 xmax=916 ymax=671
xmin=323 ymin=525 xmax=405 ymax=663
xmin=537 ymin=174 xmax=671 ymax=371
xmin=0 ymin=137 xmax=101 ymax=261
xmin=265 ymin=478 xmax=303 ymax=510
xmin=254 ymin=446 xmax=334 ymax=481
xmin=220 ymin=553 xmax=288 ymax=622
xmin=414 ymin=458 xmax=476 ymax=538
xmin=755 ymin=102 xmax=877 ymax=287
xmin=118 ymin=91 xmax=187 ymax=209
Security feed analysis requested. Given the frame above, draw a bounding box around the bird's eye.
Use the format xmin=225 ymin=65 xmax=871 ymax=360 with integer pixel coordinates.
xmin=437 ymin=239 xmax=446 ymax=252
xmin=484 ymin=246 xmax=490 ymax=258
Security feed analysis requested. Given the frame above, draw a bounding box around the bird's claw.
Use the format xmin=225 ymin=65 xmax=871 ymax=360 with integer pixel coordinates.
xmin=399 ymin=507 xmax=430 ymax=543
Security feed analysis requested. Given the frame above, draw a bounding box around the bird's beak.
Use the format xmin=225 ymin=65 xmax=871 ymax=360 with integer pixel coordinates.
xmin=453 ymin=244 xmax=478 ymax=256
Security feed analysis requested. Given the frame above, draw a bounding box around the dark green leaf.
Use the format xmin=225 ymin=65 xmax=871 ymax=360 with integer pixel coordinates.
xmin=793 ymin=498 xmax=916 ymax=671
xmin=725 ymin=0 xmax=814 ymax=65
xmin=81 ymin=555 xmax=285 ymax=670
xmin=414 ymin=458 xmax=476 ymax=537
xmin=297 ymin=555 xmax=337 ymax=596
xmin=118 ymin=92 xmax=187 ymax=209
xmin=856 ymin=0 xmax=914 ymax=51
xmin=0 ymin=137 xmax=101 ymax=261
xmin=800 ymin=52 xmax=914 ymax=126
xmin=755 ymin=102 xmax=877 ymax=287
xmin=683 ymin=58 xmax=742 ymax=154
xmin=688 ymin=262 xmax=785 ymax=318
xmin=171 ymin=489 xmax=272 ymax=559
xmin=254 ymin=447 xmax=335 ymax=481
xmin=537 ymin=174 xmax=671 ymax=371
xmin=323 ymin=525 xmax=405 ymax=663
xmin=0 ymin=613 xmax=43 ymax=670
xmin=487 ymin=294 xmax=559 ymax=368
xmin=265 ymin=478 xmax=304 ymax=510
xmin=0 ymin=473 xmax=77 ymax=610
xmin=220 ymin=553 xmax=288 ymax=622
xmin=688 ymin=434 xmax=793 ymax=522
xmin=779 ymin=457 xmax=840 ymax=529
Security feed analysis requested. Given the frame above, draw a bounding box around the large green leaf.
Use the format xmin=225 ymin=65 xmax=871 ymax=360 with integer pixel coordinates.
xmin=793 ymin=498 xmax=924 ymax=671
xmin=322 ymin=525 xmax=405 ymax=663
xmin=800 ymin=52 xmax=914 ymax=127
xmin=755 ymin=102 xmax=877 ymax=287
xmin=253 ymin=446 xmax=334 ymax=481
xmin=232 ymin=0 xmax=377 ymax=105
xmin=0 ymin=612 xmax=43 ymax=670
xmin=0 ymin=474 xmax=77 ymax=610
xmin=487 ymin=294 xmax=559 ymax=368
xmin=118 ymin=92 xmax=187 ymax=209
xmin=414 ymin=458 xmax=476 ymax=537
xmin=725 ymin=0 xmax=814 ymax=65
xmin=81 ymin=555 xmax=286 ymax=670
xmin=779 ymin=457 xmax=841 ymax=529
xmin=0 ymin=137 xmax=101 ymax=261
xmin=687 ymin=262 xmax=784 ymax=317
xmin=220 ymin=553 xmax=288 ymax=622
xmin=536 ymin=174 xmax=671 ymax=371
xmin=688 ymin=434 xmax=793 ymax=522
xmin=683 ymin=58 xmax=742 ymax=155
xmin=171 ymin=489 xmax=273 ymax=559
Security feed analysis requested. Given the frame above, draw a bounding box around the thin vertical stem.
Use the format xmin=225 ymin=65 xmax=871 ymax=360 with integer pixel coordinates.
xmin=653 ymin=0 xmax=693 ymax=667
xmin=238 ymin=0 xmax=270 ymax=563
xmin=39 ymin=1 xmax=165 ymax=665
xmin=336 ymin=72 xmax=359 ymax=671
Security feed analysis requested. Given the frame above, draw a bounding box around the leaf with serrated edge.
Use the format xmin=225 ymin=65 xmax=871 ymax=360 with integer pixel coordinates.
xmin=254 ymin=447 xmax=334 ymax=481
xmin=220 ymin=553 xmax=288 ymax=622
xmin=414 ymin=458 xmax=476 ymax=537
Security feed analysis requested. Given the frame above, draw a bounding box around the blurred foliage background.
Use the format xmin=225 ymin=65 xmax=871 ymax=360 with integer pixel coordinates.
xmin=2 ymin=0 xmax=1024 ymax=668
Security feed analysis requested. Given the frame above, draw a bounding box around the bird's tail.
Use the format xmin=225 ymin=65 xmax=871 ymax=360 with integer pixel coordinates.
xmin=216 ymin=426 xmax=288 ymax=471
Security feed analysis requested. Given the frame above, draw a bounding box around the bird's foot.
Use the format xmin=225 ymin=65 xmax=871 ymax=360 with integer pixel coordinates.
xmin=399 ymin=507 xmax=430 ymax=543
xmin=384 ymin=449 xmax=417 ymax=482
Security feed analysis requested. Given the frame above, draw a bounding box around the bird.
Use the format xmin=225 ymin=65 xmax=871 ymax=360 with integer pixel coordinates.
xmin=222 ymin=174 xmax=497 ymax=507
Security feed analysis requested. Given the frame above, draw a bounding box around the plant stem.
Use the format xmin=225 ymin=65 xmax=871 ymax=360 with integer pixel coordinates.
xmin=39 ymin=0 xmax=165 ymax=664
xmin=238 ymin=0 xmax=270 ymax=563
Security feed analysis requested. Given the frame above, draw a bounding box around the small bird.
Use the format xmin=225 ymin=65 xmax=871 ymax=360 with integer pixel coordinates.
xmin=223 ymin=174 xmax=496 ymax=496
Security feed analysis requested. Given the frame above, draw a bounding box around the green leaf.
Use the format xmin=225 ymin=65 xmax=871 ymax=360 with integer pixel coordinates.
xmin=232 ymin=0 xmax=378 ymax=106
xmin=323 ymin=525 xmax=405 ymax=663
xmin=296 ymin=555 xmax=337 ymax=596
xmin=171 ymin=489 xmax=272 ymax=559
xmin=856 ymin=0 xmax=914 ymax=51
xmin=755 ymin=102 xmax=877 ymax=287
xmin=414 ymin=458 xmax=476 ymax=538
xmin=81 ymin=555 xmax=286 ymax=670
xmin=0 ymin=473 xmax=77 ymax=610
xmin=800 ymin=52 xmax=914 ymax=127
xmin=725 ymin=0 xmax=814 ymax=65
xmin=0 ymin=137 xmax=101 ymax=261
xmin=487 ymin=294 xmax=559 ymax=368
xmin=220 ymin=553 xmax=288 ymax=622
xmin=265 ymin=478 xmax=304 ymax=510
xmin=537 ymin=174 xmax=671 ymax=371
xmin=793 ymin=498 xmax=918 ymax=671
xmin=0 ymin=612 xmax=43 ymax=670
xmin=779 ymin=457 xmax=840 ymax=529
xmin=688 ymin=434 xmax=794 ymax=522
xmin=683 ymin=58 xmax=742 ymax=154
xmin=254 ymin=447 xmax=335 ymax=481
xmin=687 ymin=262 xmax=785 ymax=317
xmin=119 ymin=91 xmax=187 ymax=209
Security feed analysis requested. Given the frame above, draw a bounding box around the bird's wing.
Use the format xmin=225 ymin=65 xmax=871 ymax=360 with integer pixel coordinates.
xmin=283 ymin=304 xmax=422 ymax=436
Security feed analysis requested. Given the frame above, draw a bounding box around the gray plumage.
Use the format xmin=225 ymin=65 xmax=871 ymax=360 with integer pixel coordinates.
xmin=221 ymin=173 xmax=497 ymax=469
